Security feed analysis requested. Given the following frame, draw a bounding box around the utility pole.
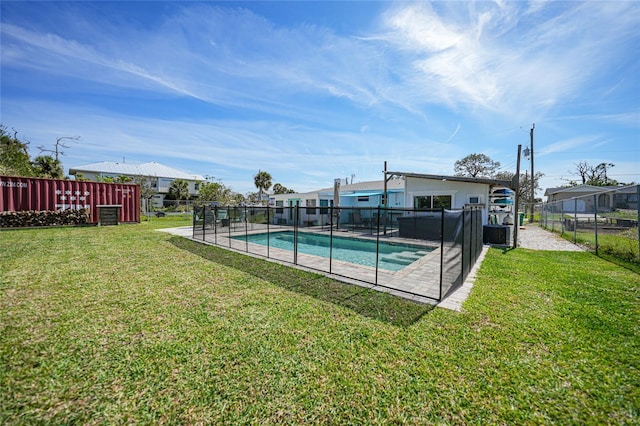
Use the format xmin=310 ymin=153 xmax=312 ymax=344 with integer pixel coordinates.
xmin=513 ymin=144 xmax=522 ymax=249
xmin=529 ymin=123 xmax=535 ymax=223
xmin=524 ymin=170 xmax=528 ymax=218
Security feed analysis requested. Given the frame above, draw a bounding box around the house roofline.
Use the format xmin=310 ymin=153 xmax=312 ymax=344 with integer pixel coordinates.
xmin=387 ymin=171 xmax=512 ymax=188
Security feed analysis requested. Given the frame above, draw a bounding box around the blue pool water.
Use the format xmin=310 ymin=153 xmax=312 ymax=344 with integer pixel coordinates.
xmin=233 ymin=231 xmax=433 ymax=271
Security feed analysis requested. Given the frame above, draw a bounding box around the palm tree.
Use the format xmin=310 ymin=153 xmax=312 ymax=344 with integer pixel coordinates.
xmin=32 ymin=155 xmax=63 ymax=179
xmin=169 ymin=179 xmax=190 ymax=204
xmin=253 ymin=170 xmax=272 ymax=204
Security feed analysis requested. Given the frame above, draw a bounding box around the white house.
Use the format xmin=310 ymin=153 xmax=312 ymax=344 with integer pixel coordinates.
xmin=69 ymin=161 xmax=205 ymax=207
xmin=270 ymin=173 xmax=512 ymax=226
xmin=269 ymin=179 xmax=404 ymax=225
xmin=392 ymin=171 xmax=512 ymax=225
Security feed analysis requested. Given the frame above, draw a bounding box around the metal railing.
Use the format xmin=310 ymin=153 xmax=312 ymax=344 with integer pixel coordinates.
xmin=193 ymin=205 xmax=484 ymax=302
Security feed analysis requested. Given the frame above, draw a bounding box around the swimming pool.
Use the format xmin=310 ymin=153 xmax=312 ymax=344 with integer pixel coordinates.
xmin=233 ymin=231 xmax=434 ymax=271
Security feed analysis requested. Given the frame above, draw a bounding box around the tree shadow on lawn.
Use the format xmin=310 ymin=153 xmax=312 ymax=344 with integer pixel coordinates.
xmin=169 ymin=236 xmax=434 ymax=327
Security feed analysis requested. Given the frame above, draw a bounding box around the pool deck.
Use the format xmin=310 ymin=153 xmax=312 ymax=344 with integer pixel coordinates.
xmin=160 ymin=225 xmax=485 ymax=311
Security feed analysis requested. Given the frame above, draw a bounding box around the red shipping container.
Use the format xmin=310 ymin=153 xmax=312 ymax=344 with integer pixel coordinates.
xmin=0 ymin=176 xmax=140 ymax=224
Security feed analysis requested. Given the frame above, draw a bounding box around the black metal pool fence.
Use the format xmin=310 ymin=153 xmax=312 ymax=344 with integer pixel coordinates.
xmin=192 ymin=205 xmax=483 ymax=302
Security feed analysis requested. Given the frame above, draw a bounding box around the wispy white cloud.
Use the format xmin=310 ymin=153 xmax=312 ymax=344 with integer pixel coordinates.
xmin=3 ymin=99 xmax=466 ymax=192
xmin=445 ymin=123 xmax=461 ymax=143
xmin=373 ymin=1 xmax=639 ymax=120
xmin=2 ymin=1 xmax=637 ymax=124
xmin=537 ymin=135 xmax=603 ymax=157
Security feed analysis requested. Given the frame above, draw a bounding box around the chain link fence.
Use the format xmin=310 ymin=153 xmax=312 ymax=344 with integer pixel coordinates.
xmin=539 ymin=184 xmax=639 ymax=264
xmin=193 ymin=205 xmax=484 ymax=302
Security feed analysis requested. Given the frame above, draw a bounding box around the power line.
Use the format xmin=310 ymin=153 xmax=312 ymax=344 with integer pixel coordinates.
xmin=543 ymin=173 xmax=640 ymax=178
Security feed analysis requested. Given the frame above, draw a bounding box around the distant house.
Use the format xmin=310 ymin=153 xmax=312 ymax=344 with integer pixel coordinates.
xmin=544 ymin=184 xmax=638 ymax=212
xmin=270 ymin=179 xmax=404 ymax=224
xmin=69 ymin=161 xmax=204 ymax=207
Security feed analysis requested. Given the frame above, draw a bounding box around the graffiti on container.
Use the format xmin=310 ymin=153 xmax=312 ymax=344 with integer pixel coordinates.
xmin=55 ymin=189 xmax=90 ymax=211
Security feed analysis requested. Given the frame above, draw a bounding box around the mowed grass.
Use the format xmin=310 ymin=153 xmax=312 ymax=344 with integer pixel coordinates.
xmin=1 ymin=221 xmax=639 ymax=424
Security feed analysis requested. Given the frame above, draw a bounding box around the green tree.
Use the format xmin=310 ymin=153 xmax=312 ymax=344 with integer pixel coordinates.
xmin=32 ymin=155 xmax=63 ymax=179
xmin=245 ymin=191 xmax=260 ymax=204
xmin=273 ymin=183 xmax=296 ymax=194
xmin=74 ymin=173 xmax=89 ymax=182
xmin=0 ymin=125 xmax=34 ymax=177
xmin=199 ymin=181 xmax=232 ymax=204
xmin=169 ymin=179 xmax=190 ymax=203
xmin=253 ymin=170 xmax=272 ymax=203
xmin=454 ymin=153 xmax=501 ymax=178
xmin=133 ymin=175 xmax=157 ymax=217
xmin=229 ymin=192 xmax=246 ymax=205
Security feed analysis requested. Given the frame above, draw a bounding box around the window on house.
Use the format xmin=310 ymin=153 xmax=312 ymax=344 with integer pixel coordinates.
xmin=414 ymin=195 xmax=452 ymax=210
xmin=194 ymin=183 xmax=200 ymax=190
xmin=306 ymin=199 xmax=317 ymax=215
xmin=433 ymin=195 xmax=452 ymax=209
xmin=276 ymin=200 xmax=283 ymax=214
xmin=357 ymin=196 xmax=369 ymax=202
xmin=319 ymin=199 xmax=329 ymax=214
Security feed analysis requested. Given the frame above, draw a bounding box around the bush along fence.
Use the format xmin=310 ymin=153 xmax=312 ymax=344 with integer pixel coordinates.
xmin=0 ymin=208 xmax=90 ymax=228
xmin=193 ymin=204 xmax=483 ymax=302
xmin=539 ymin=184 xmax=639 ymax=264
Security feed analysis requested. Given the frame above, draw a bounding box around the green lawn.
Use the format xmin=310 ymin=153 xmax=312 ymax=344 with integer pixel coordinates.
xmin=1 ymin=221 xmax=639 ymax=424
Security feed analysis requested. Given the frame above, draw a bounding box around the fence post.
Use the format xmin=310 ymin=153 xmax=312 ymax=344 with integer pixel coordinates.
xmin=574 ymin=199 xmax=577 ymax=243
xmin=375 ymin=206 xmax=381 ymax=286
xmin=329 ymin=205 xmax=334 ymax=274
xmin=244 ymin=205 xmax=248 ymax=252
xmin=294 ymin=201 xmax=299 ymax=265
xmin=593 ymin=194 xmax=599 ymax=255
xmin=202 ymin=205 xmax=206 ymax=241
xmin=439 ymin=208 xmax=445 ymax=301
xmin=227 ymin=206 xmax=232 ymax=248
xmin=213 ymin=205 xmax=218 ymax=245
xmin=461 ymin=209 xmax=465 ymax=281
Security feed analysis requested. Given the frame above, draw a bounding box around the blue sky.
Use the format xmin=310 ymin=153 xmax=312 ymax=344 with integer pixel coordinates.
xmin=1 ymin=1 xmax=638 ymax=196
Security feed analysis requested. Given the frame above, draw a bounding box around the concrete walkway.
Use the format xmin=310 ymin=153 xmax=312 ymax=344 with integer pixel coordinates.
xmin=516 ymin=223 xmax=585 ymax=251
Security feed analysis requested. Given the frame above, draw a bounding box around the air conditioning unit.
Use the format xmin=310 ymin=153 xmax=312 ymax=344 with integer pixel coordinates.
xmin=468 ymin=195 xmax=484 ymax=204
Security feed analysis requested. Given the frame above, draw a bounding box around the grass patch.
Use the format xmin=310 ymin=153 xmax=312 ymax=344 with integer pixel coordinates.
xmin=557 ymin=227 xmax=640 ymax=273
xmin=1 ymin=224 xmax=639 ymax=424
